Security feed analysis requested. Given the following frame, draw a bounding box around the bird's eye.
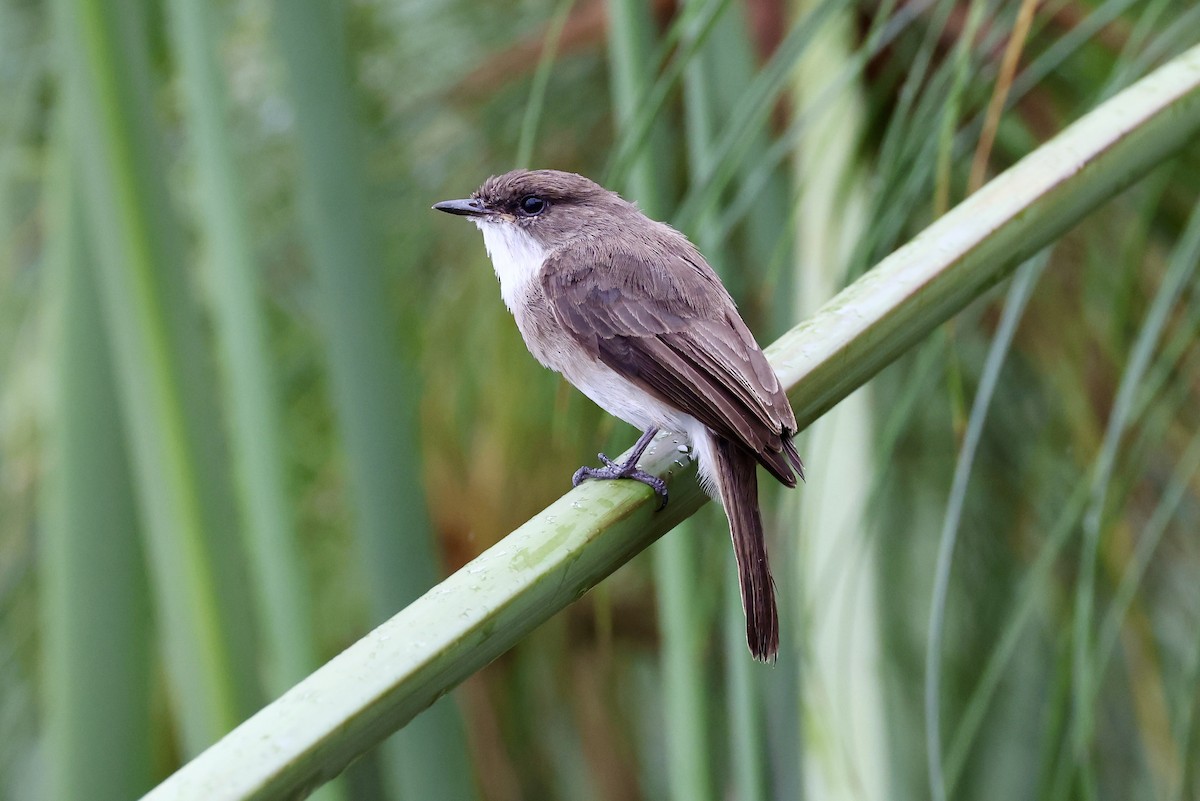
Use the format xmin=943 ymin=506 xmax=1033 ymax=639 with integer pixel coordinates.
xmin=518 ymin=195 xmax=547 ymax=216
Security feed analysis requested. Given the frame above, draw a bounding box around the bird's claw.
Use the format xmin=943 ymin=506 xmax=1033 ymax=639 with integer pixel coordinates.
xmin=572 ymin=451 xmax=669 ymax=509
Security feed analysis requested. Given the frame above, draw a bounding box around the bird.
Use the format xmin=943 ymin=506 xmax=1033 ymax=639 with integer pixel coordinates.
xmin=434 ymin=169 xmax=802 ymax=660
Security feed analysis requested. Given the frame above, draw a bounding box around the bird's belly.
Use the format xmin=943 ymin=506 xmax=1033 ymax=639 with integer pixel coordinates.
xmin=565 ymin=359 xmax=691 ymax=433
xmin=514 ymin=301 xmax=691 ymax=434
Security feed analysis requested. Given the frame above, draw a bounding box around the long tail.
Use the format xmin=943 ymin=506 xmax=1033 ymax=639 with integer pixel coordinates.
xmin=712 ymin=434 xmax=779 ymax=661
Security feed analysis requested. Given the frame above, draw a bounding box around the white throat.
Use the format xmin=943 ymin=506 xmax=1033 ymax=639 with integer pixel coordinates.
xmin=475 ymin=220 xmax=548 ymax=312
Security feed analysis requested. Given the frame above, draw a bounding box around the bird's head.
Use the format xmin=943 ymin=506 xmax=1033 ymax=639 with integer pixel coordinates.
xmin=434 ymin=169 xmax=629 ymax=250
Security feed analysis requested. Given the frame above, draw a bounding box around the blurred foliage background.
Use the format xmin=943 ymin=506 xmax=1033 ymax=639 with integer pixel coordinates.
xmin=1 ymin=0 xmax=1199 ymax=799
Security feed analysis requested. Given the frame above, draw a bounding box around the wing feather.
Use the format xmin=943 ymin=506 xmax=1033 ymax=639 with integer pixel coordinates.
xmin=542 ymin=241 xmax=801 ymax=485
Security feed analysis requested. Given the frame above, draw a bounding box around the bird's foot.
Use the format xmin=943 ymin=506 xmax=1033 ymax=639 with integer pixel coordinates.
xmin=572 ymin=452 xmax=668 ymax=509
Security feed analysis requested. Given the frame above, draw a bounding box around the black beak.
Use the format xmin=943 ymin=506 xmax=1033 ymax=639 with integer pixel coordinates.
xmin=433 ymin=198 xmax=486 ymax=217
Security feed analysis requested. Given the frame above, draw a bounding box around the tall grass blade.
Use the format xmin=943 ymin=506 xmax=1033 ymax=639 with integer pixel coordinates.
xmin=925 ymin=252 xmax=1046 ymax=801
xmin=515 ymin=0 xmax=574 ymax=170
xmin=605 ymin=0 xmax=673 ymax=218
xmin=267 ymin=1 xmax=475 ymax=796
xmin=673 ymin=0 xmax=841 ymax=232
xmin=164 ymin=0 xmax=319 ymax=701
xmin=1070 ymin=196 xmax=1200 ymax=774
xmin=605 ymin=0 xmax=731 ymax=186
xmin=789 ymin=2 xmax=885 ymax=799
xmin=689 ymin=5 xmax=782 ymax=799
xmin=655 ymin=511 xmax=715 ymax=801
xmin=943 ymin=478 xmax=1092 ymax=795
xmin=54 ymin=0 xmax=262 ymax=752
xmin=611 ymin=0 xmax=717 ymax=797
xmin=1096 ymin=424 xmax=1200 ymax=795
xmin=40 ymin=133 xmax=153 ymax=801
xmin=711 ymin=1 xmax=920 ymax=252
xmin=932 ymin=0 xmax=985 ymax=215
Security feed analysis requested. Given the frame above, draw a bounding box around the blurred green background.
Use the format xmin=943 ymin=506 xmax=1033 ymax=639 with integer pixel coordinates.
xmin=2 ymin=0 xmax=1200 ymax=798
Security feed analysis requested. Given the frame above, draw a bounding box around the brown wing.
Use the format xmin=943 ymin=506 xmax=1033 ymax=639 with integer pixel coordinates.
xmin=541 ymin=241 xmax=802 ymax=486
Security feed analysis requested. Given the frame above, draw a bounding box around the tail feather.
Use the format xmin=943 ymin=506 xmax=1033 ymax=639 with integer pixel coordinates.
xmin=784 ymin=436 xmax=804 ymax=482
xmin=712 ymin=434 xmax=779 ymax=661
xmin=756 ymin=433 xmax=805 ymax=487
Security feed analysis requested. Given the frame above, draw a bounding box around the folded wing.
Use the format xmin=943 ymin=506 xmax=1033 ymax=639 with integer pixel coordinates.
xmin=541 ymin=241 xmax=802 ymax=486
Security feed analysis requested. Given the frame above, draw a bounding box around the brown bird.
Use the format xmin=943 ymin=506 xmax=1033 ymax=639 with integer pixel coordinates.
xmin=435 ymin=170 xmax=802 ymax=660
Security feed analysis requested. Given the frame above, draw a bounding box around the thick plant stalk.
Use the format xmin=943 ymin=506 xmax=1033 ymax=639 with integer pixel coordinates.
xmin=608 ymin=5 xmax=716 ymax=800
xmin=141 ymin=42 xmax=1200 ymax=801
xmin=164 ymin=0 xmax=318 ymax=702
xmin=41 ymin=141 xmax=153 ymax=801
xmin=790 ymin=2 xmax=886 ymax=800
xmin=54 ymin=0 xmax=262 ymax=753
xmin=267 ymin=2 xmax=477 ymax=798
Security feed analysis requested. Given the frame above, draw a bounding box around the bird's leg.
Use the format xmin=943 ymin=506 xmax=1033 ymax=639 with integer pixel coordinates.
xmin=572 ymin=428 xmax=668 ymax=509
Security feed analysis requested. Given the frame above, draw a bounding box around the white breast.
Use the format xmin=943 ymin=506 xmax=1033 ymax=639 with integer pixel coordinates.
xmin=475 ymin=219 xmax=548 ymax=313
